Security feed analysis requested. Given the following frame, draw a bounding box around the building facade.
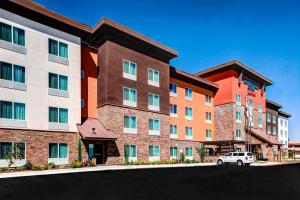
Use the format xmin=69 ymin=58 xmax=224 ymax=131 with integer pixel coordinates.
xmin=278 ymin=111 xmax=291 ymax=150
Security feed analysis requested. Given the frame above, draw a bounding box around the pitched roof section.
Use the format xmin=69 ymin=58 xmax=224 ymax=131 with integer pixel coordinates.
xmin=278 ymin=111 xmax=292 ymax=118
xmin=77 ymin=118 xmax=116 ymax=140
xmin=170 ymin=66 xmax=219 ymax=92
xmin=194 ymin=60 xmax=272 ymax=86
xmin=266 ymin=99 xmax=283 ymax=110
xmin=251 ymin=128 xmax=281 ymax=145
xmin=1 ymin=0 xmax=178 ymax=62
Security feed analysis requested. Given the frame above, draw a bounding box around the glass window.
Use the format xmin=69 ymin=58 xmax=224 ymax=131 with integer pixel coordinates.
xmin=148 ymin=94 xmax=159 ymax=109
xmin=49 ymin=73 xmax=58 ymax=89
xmin=280 ymin=130 xmax=283 ymax=137
xmin=272 ymin=127 xmax=276 ymax=135
xmin=206 ymin=129 xmax=212 ymax=138
xmin=205 ymin=95 xmax=212 ymax=104
xmin=235 ymin=94 xmax=241 ymax=105
xmin=185 ymin=107 xmax=193 ymax=118
xmin=49 ymin=107 xmax=58 ymax=123
xmin=0 ymin=101 xmax=13 ymax=119
xmin=258 ymin=103 xmax=263 ymax=112
xmin=59 ymin=108 xmax=68 ymax=123
xmin=267 ymin=113 xmax=271 ymax=122
xmin=126 ymin=144 xmax=137 ymax=158
xmin=49 ymin=107 xmax=68 ymax=123
xmin=0 ymin=142 xmax=12 ymax=159
xmin=170 ymin=147 xmax=177 ymax=158
xmin=248 ymin=99 xmax=254 ymax=108
xmin=0 ymin=62 xmax=12 ymax=81
xmin=49 ymin=39 xmax=58 ymax=56
xmin=236 ymin=111 xmax=241 ymax=121
xmin=169 ymin=83 xmax=177 ymax=94
xmin=0 ymin=22 xmax=12 ymax=42
xmin=13 ymin=65 xmax=25 ymax=83
xmin=59 ymin=143 xmax=68 ymax=158
xmin=170 ymin=125 xmax=177 ymax=135
xmin=206 ymin=112 xmax=212 ymax=121
xmin=59 ymin=42 xmax=68 ymax=58
xmin=149 ymin=119 xmax=160 ymax=131
xmin=236 ymin=129 xmax=241 ymax=138
xmin=49 ymin=73 xmax=68 ymax=91
xmin=14 ymin=102 xmax=25 ymax=120
xmin=272 ymin=115 xmax=277 ymax=124
xmin=59 ymin=75 xmax=68 ymax=91
xmin=267 ymin=125 xmax=271 ymax=134
xmin=185 ymin=127 xmax=193 ymax=137
xmin=258 ymin=117 xmax=263 ymax=127
xmin=186 ymin=147 xmax=193 ymax=157
xmin=49 ymin=143 xmax=68 ymax=158
xmin=185 ymin=88 xmax=192 ymax=100
xmin=49 ymin=143 xmax=58 ymax=158
xmin=280 ymin=119 xmax=283 ymax=126
xmin=149 ymin=145 xmax=159 ymax=157
xmin=148 ymin=68 xmax=159 ymax=84
xmin=285 ymin=120 xmax=288 ymax=128
xmin=170 ymin=104 xmax=177 ymax=114
xmin=124 ymin=116 xmax=137 ymax=129
xmin=13 ymin=27 xmax=25 ymax=46
xmin=123 ymin=88 xmax=136 ymax=103
xmin=123 ymin=60 xmax=136 ymax=76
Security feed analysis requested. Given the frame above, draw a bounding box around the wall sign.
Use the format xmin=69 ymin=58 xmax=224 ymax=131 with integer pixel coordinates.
xmin=244 ymin=79 xmax=259 ymax=96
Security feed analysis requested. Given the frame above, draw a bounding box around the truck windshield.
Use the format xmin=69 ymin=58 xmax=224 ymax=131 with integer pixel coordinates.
xmin=247 ymin=153 xmax=253 ymax=156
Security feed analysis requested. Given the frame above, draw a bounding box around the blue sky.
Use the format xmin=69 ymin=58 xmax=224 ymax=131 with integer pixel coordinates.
xmin=35 ymin=0 xmax=300 ymax=139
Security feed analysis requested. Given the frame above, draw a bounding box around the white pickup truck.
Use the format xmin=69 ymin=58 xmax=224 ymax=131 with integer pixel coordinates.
xmin=217 ymin=152 xmax=254 ymax=167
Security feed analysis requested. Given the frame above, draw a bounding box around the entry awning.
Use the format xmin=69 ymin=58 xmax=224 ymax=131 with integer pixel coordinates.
xmin=77 ymin=118 xmax=116 ymax=140
xmin=251 ymin=128 xmax=281 ymax=145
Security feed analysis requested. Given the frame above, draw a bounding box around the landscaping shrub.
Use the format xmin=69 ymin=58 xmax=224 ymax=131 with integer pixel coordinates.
xmin=23 ymin=162 xmax=33 ymax=170
xmin=44 ymin=162 xmax=55 ymax=170
xmin=70 ymin=160 xmax=83 ymax=168
xmin=0 ymin=168 xmax=7 ymax=173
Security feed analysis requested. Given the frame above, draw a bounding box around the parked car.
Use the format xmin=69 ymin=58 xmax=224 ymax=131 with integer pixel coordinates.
xmin=217 ymin=152 xmax=254 ymax=167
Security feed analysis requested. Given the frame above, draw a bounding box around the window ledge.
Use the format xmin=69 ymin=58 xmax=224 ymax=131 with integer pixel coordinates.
xmin=48 ymin=54 xmax=69 ymax=66
xmin=0 ymin=118 xmax=27 ymax=128
xmin=205 ymin=137 xmax=212 ymax=141
xmin=0 ymin=159 xmax=26 ymax=168
xmin=170 ymin=156 xmax=177 ymax=160
xmin=185 ymin=156 xmax=193 ymax=160
xmin=123 ymin=128 xmax=137 ymax=134
xmin=236 ymin=120 xmax=242 ymax=124
xmin=170 ymin=134 xmax=178 ymax=139
xmin=149 ymin=130 xmax=160 ymax=136
xmin=170 ymin=92 xmax=178 ymax=97
xmin=48 ymin=122 xmax=69 ymax=131
xmin=205 ymin=102 xmax=212 ymax=106
xmin=205 ymin=120 xmax=212 ymax=124
xmin=48 ymin=158 xmax=69 ymax=165
xmin=148 ymin=105 xmax=160 ymax=112
xmin=148 ymin=80 xmax=159 ymax=87
xmin=0 ymin=40 xmax=27 ymax=54
xmin=48 ymin=88 xmax=69 ymax=98
xmin=123 ymin=100 xmax=137 ymax=107
xmin=0 ymin=79 xmax=27 ymax=91
xmin=185 ymin=97 xmax=192 ymax=101
xmin=170 ymin=113 xmax=178 ymax=118
xmin=123 ymin=73 xmax=136 ymax=81
xmin=236 ymin=137 xmax=242 ymax=141
xmin=185 ymin=136 xmax=193 ymax=140
xmin=185 ymin=116 xmax=193 ymax=121
xmin=128 ymin=157 xmax=137 ymax=162
xmin=149 ymin=156 xmax=160 ymax=162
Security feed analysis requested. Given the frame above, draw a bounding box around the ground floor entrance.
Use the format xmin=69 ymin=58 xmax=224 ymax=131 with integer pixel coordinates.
xmin=88 ymin=143 xmax=104 ymax=165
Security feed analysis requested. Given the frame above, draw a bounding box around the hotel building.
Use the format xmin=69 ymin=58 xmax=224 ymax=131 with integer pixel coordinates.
xmin=278 ymin=111 xmax=291 ymax=150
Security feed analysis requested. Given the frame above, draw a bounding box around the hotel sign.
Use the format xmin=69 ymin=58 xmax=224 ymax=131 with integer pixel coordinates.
xmin=244 ymin=79 xmax=259 ymax=96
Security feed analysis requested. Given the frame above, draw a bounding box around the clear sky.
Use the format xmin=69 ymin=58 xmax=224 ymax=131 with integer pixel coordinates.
xmin=35 ymin=0 xmax=300 ymax=139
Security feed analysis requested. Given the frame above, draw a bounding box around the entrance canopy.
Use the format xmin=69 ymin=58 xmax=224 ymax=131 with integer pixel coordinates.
xmin=77 ymin=118 xmax=116 ymax=140
xmin=251 ymin=128 xmax=281 ymax=145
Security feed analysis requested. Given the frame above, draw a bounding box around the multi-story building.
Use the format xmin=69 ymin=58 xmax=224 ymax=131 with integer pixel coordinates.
xmin=195 ymin=61 xmax=282 ymax=161
xmin=278 ymin=111 xmax=291 ymax=149
xmin=266 ymin=99 xmax=282 ymax=137
xmin=0 ymin=0 xmax=84 ymax=167
xmin=288 ymin=141 xmax=300 ymax=159
xmin=169 ymin=67 xmax=218 ymax=160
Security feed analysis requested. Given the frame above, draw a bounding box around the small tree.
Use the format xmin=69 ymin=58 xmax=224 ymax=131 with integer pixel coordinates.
xmin=196 ymin=143 xmax=206 ymax=163
xmin=5 ymin=143 xmax=23 ymax=168
xmin=124 ymin=143 xmax=129 ymax=164
xmin=179 ymin=152 xmax=185 ymax=163
xmin=77 ymin=139 xmax=82 ymax=162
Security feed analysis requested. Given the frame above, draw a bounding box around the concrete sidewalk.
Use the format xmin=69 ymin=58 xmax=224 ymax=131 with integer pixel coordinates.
xmin=0 ymin=163 xmax=216 ymax=179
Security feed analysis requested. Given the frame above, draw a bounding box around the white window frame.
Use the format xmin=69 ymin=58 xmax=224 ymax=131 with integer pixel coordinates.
xmin=149 ymin=118 xmax=160 ymax=135
xmin=235 ymin=94 xmax=241 ymax=105
xmin=123 ymin=59 xmax=137 ymax=81
xmin=170 ymin=147 xmax=178 ymax=160
xmin=0 ymin=142 xmax=26 ymax=168
xmin=235 ymin=111 xmax=241 ymax=123
xmin=258 ymin=117 xmax=263 ymax=128
xmin=258 ymin=102 xmax=263 ymax=113
xmin=123 ymin=115 xmax=137 ymax=134
xmin=185 ymin=107 xmax=193 ymax=120
xmin=169 ymin=83 xmax=178 ymax=97
xmin=148 ymin=93 xmax=160 ymax=111
xmin=170 ymin=104 xmax=178 ymax=118
xmin=148 ymin=68 xmax=159 ymax=87
xmin=123 ymin=87 xmax=137 ymax=107
xmin=127 ymin=144 xmax=137 ymax=162
xmin=205 ymin=95 xmax=212 ymax=106
xmin=185 ymin=147 xmax=193 ymax=160
xmin=170 ymin=125 xmax=178 ymax=139
xmin=236 ymin=129 xmax=242 ymax=140
xmin=185 ymin=88 xmax=193 ymax=101
xmin=148 ymin=145 xmax=160 ymax=161
xmin=205 ymin=129 xmax=212 ymax=141
xmin=205 ymin=112 xmax=212 ymax=124
xmin=48 ymin=143 xmax=69 ymax=165
xmin=185 ymin=127 xmax=193 ymax=140
xmin=48 ymin=38 xmax=69 ymax=59
xmin=0 ymin=22 xmax=26 ymax=47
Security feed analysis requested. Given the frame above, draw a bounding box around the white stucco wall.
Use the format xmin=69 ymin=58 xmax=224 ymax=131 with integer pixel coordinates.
xmin=0 ymin=9 xmax=81 ymax=132
xmin=278 ymin=117 xmax=289 ymax=149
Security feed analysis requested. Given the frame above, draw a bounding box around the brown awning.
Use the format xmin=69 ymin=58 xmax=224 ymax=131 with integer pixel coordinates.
xmin=251 ymin=128 xmax=281 ymax=145
xmin=77 ymin=118 xmax=116 ymax=140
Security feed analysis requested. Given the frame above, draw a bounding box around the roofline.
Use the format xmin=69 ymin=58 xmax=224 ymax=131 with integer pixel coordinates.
xmin=279 ymin=111 xmax=292 ymax=118
xmin=266 ymin=99 xmax=283 ymax=109
xmin=2 ymin=0 xmax=178 ymax=58
xmin=194 ymin=60 xmax=273 ymax=86
xmin=170 ymin=66 xmax=219 ymax=91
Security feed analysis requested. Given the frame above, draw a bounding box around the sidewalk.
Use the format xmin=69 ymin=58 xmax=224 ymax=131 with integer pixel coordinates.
xmin=0 ymin=163 xmax=216 ymax=179
xmin=251 ymin=161 xmax=300 ymax=166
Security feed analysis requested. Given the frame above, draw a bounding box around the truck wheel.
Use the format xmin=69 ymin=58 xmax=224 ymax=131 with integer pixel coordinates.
xmin=217 ymin=159 xmax=223 ymax=166
xmin=237 ymin=160 xmax=243 ymax=167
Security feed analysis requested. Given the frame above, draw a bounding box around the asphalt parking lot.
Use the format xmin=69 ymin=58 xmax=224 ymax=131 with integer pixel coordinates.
xmin=0 ymin=164 xmax=299 ymax=200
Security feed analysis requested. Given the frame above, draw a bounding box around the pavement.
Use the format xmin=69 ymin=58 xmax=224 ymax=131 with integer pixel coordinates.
xmin=0 ymin=163 xmax=300 ymax=200
xmin=0 ymin=161 xmax=298 ymax=179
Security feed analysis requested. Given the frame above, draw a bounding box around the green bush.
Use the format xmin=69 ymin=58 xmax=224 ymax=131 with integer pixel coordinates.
xmin=87 ymin=160 xmax=96 ymax=167
xmin=0 ymin=168 xmax=7 ymax=173
xmin=44 ymin=162 xmax=55 ymax=170
xmin=70 ymin=160 xmax=83 ymax=168
xmin=32 ymin=165 xmax=43 ymax=171
xmin=180 ymin=153 xmax=185 ymax=163
xmin=23 ymin=162 xmax=33 ymax=170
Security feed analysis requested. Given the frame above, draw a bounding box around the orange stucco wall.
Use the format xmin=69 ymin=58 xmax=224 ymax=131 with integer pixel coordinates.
xmin=81 ymin=46 xmax=98 ymax=119
xmin=169 ymin=78 xmax=215 ymax=142
xmin=203 ymin=70 xmax=266 ymax=112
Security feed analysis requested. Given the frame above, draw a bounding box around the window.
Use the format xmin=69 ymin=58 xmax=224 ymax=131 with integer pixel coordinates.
xmin=149 ymin=119 xmax=160 ymax=135
xmin=170 ymin=125 xmax=178 ymax=138
xmin=267 ymin=113 xmax=271 ymax=122
xmin=280 ymin=119 xmax=283 ymax=127
xmin=80 ymin=70 xmax=85 ymax=79
xmin=280 ymin=130 xmax=283 ymax=137
xmin=267 ymin=125 xmax=271 ymax=134
xmin=272 ymin=127 xmax=276 ymax=135
xmin=235 ymin=94 xmax=241 ymax=105
xmin=170 ymin=147 xmax=177 ymax=159
xmin=0 ymin=142 xmax=25 ymax=160
xmin=248 ymin=99 xmax=254 ymax=108
xmin=272 ymin=115 xmax=277 ymax=124
xmin=148 ymin=93 xmax=159 ymax=111
xmin=48 ymin=73 xmax=68 ymax=91
xmin=169 ymin=83 xmax=177 ymax=97
xmin=48 ymin=143 xmax=68 ymax=164
xmin=149 ymin=145 xmax=160 ymax=161
xmin=123 ymin=60 xmax=136 ymax=81
xmin=0 ymin=22 xmax=25 ymax=46
xmin=49 ymin=107 xmax=68 ymax=123
xmin=170 ymin=104 xmax=178 ymax=117
xmin=124 ymin=144 xmax=137 ymax=161
xmin=0 ymin=62 xmax=25 ymax=83
xmin=285 ymin=131 xmax=288 ymax=137
xmin=124 ymin=115 xmax=137 ymax=134
xmin=0 ymin=101 xmax=25 ymax=120
xmin=185 ymin=107 xmax=193 ymax=120
xmin=235 ymin=111 xmax=241 ymax=123
xmin=206 ymin=129 xmax=212 ymax=140
xmin=205 ymin=95 xmax=212 ymax=105
xmin=123 ymin=87 xmax=137 ymax=107
xmin=285 ymin=120 xmax=288 ymax=128
xmin=81 ymin=99 xmax=85 ymax=108
xmin=258 ymin=102 xmax=262 ymax=112
xmin=185 ymin=127 xmax=193 ymax=139
xmin=185 ymin=88 xmax=192 ymax=101
xmin=148 ymin=68 xmax=159 ymax=87
xmin=235 ymin=148 xmax=241 ymax=152
xmin=258 ymin=117 xmax=263 ymax=128
xmin=236 ymin=129 xmax=242 ymax=140
xmin=205 ymin=112 xmax=212 ymax=123
xmin=186 ymin=147 xmax=193 ymax=159
xmin=48 ymin=39 xmax=68 ymax=58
